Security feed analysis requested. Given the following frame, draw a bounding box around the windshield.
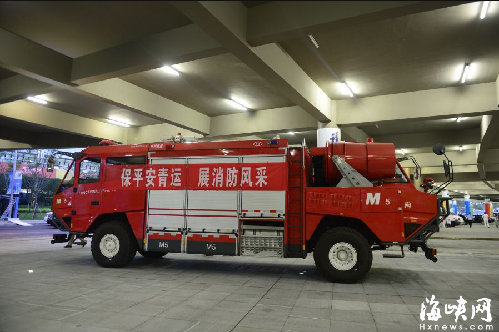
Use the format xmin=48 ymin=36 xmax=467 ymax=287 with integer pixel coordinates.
xmin=394 ymin=163 xmax=409 ymax=183
xmin=56 ymin=160 xmax=75 ymax=193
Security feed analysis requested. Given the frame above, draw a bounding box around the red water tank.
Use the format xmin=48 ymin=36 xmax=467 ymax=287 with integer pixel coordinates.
xmin=324 ymin=141 xmax=396 ymax=185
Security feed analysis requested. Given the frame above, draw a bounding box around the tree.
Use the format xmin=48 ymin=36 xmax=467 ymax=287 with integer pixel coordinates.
xmin=21 ymin=149 xmax=58 ymax=218
xmin=0 ymin=161 xmax=13 ymax=195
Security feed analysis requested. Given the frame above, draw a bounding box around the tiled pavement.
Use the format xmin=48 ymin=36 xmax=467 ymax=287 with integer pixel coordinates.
xmin=0 ymin=234 xmax=498 ymax=332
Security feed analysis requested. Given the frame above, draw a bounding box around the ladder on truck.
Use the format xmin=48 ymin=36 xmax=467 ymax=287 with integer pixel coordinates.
xmin=1 ymin=197 xmax=15 ymax=220
xmin=286 ymin=139 xmax=307 ymax=258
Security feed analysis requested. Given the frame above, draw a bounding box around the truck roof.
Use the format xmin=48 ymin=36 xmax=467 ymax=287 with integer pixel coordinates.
xmin=81 ymin=139 xmax=289 ymax=156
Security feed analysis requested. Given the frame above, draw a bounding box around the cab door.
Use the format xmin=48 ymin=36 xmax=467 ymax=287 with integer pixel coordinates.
xmin=72 ymin=157 xmax=102 ymax=232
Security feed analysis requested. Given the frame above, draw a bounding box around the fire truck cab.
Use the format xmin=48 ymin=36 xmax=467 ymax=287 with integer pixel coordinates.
xmin=52 ymin=138 xmax=449 ymax=283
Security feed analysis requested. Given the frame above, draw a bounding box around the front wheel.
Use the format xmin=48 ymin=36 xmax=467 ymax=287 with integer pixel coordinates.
xmin=91 ymin=221 xmax=137 ymax=268
xmin=313 ymin=227 xmax=372 ymax=283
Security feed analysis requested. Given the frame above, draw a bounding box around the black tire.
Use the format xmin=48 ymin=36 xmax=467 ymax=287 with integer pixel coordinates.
xmin=91 ymin=221 xmax=137 ymax=268
xmin=138 ymin=249 xmax=167 ymax=259
xmin=313 ymin=227 xmax=372 ymax=283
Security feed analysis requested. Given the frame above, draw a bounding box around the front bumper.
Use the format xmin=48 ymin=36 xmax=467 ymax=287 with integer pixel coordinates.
xmin=379 ymin=197 xmax=450 ymax=262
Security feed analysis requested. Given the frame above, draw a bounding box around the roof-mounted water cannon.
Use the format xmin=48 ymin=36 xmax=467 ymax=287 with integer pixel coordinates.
xmin=161 ymin=133 xmax=199 ymax=144
xmin=431 ymin=143 xmax=453 ymax=194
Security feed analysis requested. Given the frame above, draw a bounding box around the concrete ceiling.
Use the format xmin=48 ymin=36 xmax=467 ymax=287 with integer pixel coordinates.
xmin=122 ymin=53 xmax=294 ymax=116
xmin=0 ymin=68 xmax=15 ymax=80
xmin=0 ymin=115 xmax=100 ymax=148
xmin=359 ymin=116 xmax=482 ymax=136
xmin=0 ymin=1 xmax=191 ymax=57
xmin=37 ymin=90 xmax=162 ymax=127
xmin=280 ymin=2 xmax=499 ymax=99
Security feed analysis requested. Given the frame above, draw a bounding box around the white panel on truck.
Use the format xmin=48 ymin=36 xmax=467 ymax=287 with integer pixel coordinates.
xmin=241 ymin=155 xmax=286 ymax=218
xmin=147 ymin=157 xmax=186 ymax=231
xmin=186 ymin=190 xmax=238 ymax=232
xmin=187 ymin=157 xmax=238 ymax=232
xmin=148 ymin=190 xmax=185 ymax=230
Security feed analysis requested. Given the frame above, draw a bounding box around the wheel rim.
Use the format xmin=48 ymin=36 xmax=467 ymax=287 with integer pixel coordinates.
xmin=100 ymin=234 xmax=120 ymax=259
xmin=328 ymin=242 xmax=358 ymax=271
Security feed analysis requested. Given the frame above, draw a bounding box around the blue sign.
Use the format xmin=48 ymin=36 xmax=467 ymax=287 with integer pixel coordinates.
xmin=6 ymin=171 xmax=22 ymax=194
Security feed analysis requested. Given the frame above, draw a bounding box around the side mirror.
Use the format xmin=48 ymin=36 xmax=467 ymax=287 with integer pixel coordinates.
xmin=433 ymin=143 xmax=446 ymax=155
xmin=443 ymin=160 xmax=450 ymax=178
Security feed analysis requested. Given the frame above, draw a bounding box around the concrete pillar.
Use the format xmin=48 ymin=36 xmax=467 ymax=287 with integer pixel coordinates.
xmin=464 ymin=194 xmax=471 ymax=216
xmin=484 ymin=198 xmax=491 ymax=217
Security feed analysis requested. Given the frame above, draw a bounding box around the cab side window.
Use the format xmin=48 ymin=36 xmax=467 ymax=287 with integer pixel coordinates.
xmin=106 ymin=156 xmax=146 ymax=165
xmin=78 ymin=157 xmax=101 ymax=184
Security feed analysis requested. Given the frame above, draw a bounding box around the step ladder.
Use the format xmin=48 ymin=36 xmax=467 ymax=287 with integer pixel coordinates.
xmin=286 ymin=139 xmax=307 ymax=258
xmin=1 ymin=197 xmax=15 ymax=220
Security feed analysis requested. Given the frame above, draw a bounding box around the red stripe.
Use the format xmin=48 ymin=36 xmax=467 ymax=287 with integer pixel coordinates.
xmin=149 ymin=213 xmax=236 ymax=218
xmin=270 ymin=210 xmax=277 ymax=213
xmin=188 ymin=234 xmax=236 ymax=243
xmin=149 ymin=208 xmax=237 ymax=212
xmin=148 ymin=233 xmax=182 ymax=240
xmin=253 ymin=210 xmax=261 ymax=212
xmin=242 ymin=210 xmax=248 ymax=212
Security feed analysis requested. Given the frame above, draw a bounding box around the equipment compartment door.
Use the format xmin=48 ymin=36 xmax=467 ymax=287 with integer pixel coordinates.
xmin=146 ymin=157 xmax=187 ymax=253
xmin=241 ymin=155 xmax=286 ymax=218
xmin=186 ymin=157 xmax=239 ymax=232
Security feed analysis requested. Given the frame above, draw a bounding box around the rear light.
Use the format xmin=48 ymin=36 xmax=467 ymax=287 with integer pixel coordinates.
xmin=431 ymin=249 xmax=437 ymax=255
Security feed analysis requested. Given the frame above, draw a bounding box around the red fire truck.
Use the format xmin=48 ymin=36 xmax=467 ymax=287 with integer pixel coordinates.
xmin=51 ymin=138 xmax=451 ymax=282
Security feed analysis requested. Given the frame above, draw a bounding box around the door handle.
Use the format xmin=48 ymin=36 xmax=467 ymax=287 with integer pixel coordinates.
xmin=91 ymin=201 xmax=100 ymax=206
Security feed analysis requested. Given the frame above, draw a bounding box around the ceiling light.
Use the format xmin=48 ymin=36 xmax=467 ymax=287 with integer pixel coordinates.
xmin=459 ymin=146 xmax=463 ymax=152
xmin=460 ymin=63 xmax=470 ymax=83
xmin=457 ymin=117 xmax=463 ymax=123
xmin=171 ymin=64 xmax=182 ymax=71
xmin=480 ymin=1 xmax=490 ymax=19
xmin=308 ymin=35 xmax=319 ymax=48
xmin=288 ymin=131 xmax=295 ymax=135
xmin=107 ymin=118 xmax=131 ymax=127
xmin=341 ymin=82 xmax=354 ymax=98
xmin=231 ymin=97 xmax=250 ymax=109
xmin=161 ymin=66 xmax=179 ymax=76
xmin=228 ymin=99 xmax=248 ymax=111
xmin=27 ymin=96 xmax=48 ymax=105
xmin=400 ymin=149 xmax=406 ymax=155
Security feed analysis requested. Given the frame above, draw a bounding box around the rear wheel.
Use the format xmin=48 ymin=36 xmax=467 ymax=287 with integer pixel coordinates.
xmin=91 ymin=221 xmax=137 ymax=268
xmin=138 ymin=249 xmax=167 ymax=259
xmin=313 ymin=227 xmax=372 ymax=283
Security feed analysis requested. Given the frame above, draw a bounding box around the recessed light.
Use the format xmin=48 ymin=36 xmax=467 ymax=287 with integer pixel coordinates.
xmin=228 ymin=99 xmax=247 ymax=111
xmin=480 ymin=1 xmax=490 ymax=19
xmin=27 ymin=96 xmax=48 ymax=105
xmin=457 ymin=117 xmax=463 ymax=123
xmin=308 ymin=35 xmax=319 ymax=48
xmin=107 ymin=118 xmax=131 ymax=127
xmin=341 ymin=82 xmax=354 ymax=98
xmin=400 ymin=149 xmax=406 ymax=155
xmin=161 ymin=65 xmax=179 ymax=76
xmin=459 ymin=146 xmax=463 ymax=152
xmin=460 ymin=63 xmax=470 ymax=83
xmin=288 ymin=131 xmax=295 ymax=135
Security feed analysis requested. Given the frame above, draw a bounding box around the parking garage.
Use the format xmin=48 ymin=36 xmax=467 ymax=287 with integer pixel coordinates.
xmin=1 ymin=1 xmax=499 ymax=332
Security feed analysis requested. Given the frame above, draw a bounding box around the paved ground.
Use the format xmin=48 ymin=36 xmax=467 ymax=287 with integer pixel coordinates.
xmin=0 ymin=224 xmax=498 ymax=332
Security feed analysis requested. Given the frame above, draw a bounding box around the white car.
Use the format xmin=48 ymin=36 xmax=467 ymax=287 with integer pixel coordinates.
xmin=444 ymin=214 xmax=464 ymax=227
xmin=44 ymin=212 xmax=54 ymax=225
